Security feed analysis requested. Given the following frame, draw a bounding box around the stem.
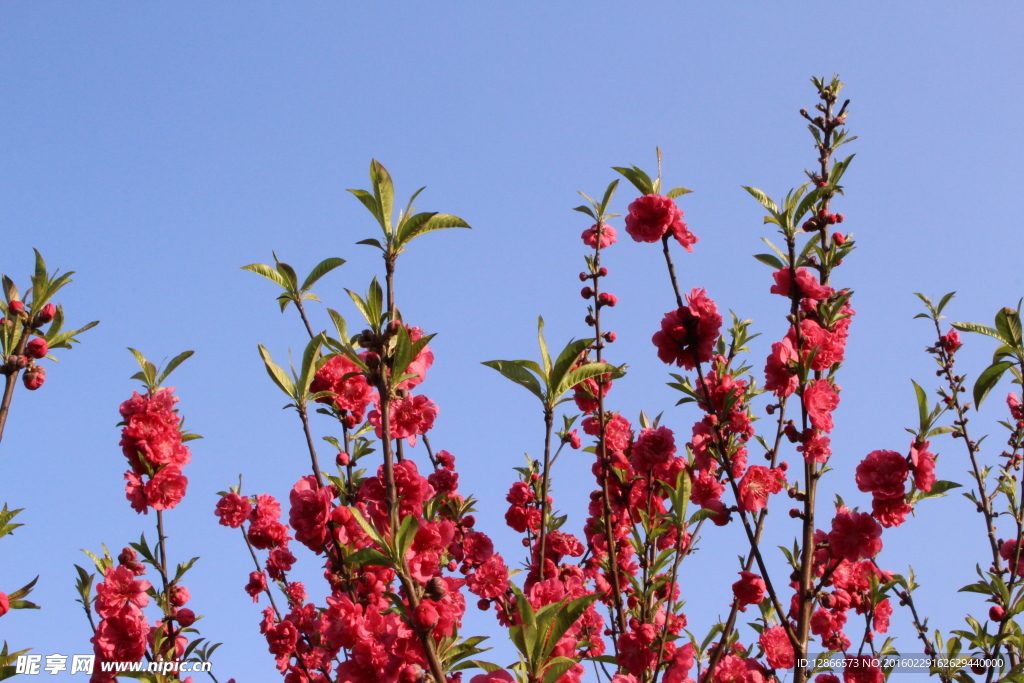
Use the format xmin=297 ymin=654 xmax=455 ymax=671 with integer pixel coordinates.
xmin=537 ymin=406 xmax=554 ymax=581
xmin=0 ymin=325 xmax=31 ymax=444
xmin=661 ymin=234 xmax=684 ymax=309
xmin=294 ymin=299 xmax=317 ymax=340
xmin=298 ymin=406 xmax=326 ymax=489
xmin=590 ymin=231 xmax=629 ymax=646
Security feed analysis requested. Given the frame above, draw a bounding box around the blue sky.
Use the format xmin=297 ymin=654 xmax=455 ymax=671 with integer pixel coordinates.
xmin=2 ymin=3 xmax=1023 ymax=681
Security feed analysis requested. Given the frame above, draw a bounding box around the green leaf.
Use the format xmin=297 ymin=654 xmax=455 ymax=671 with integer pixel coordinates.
xmin=952 ymin=322 xmax=1007 ymax=343
xmin=482 ymin=361 xmax=544 ymax=401
xmin=545 ymin=593 xmax=599 ymax=658
xmin=611 ymin=166 xmax=654 ymax=195
xmin=298 ymin=335 xmax=325 ymax=395
xmin=258 ymin=344 xmax=295 ymax=397
xmin=301 ymin=257 xmax=346 ymax=292
xmin=357 ymin=238 xmax=384 ymax=250
xmin=348 ymin=189 xmax=382 ymax=226
xmin=742 ymin=186 xmax=779 ymax=214
xmin=241 ymin=263 xmax=288 ymax=289
xmin=666 ymin=186 xmax=693 ymax=199
xmin=347 ymin=548 xmax=391 ymax=567
xmin=370 ymin=159 xmax=395 ymax=234
xmin=556 ymin=362 xmax=619 ymax=400
xmin=542 ymin=658 xmax=578 ymax=683
xmin=549 ymin=338 xmax=594 ymax=397
xmin=912 ymin=380 xmax=929 ymax=432
xmin=368 ymin=277 xmax=384 ymax=324
xmin=537 ymin=317 xmax=552 ymax=377
xmin=974 ymin=361 xmax=1014 ymax=408
xmin=753 ymin=253 xmax=785 ymax=270
xmin=157 ymin=350 xmax=194 ymax=387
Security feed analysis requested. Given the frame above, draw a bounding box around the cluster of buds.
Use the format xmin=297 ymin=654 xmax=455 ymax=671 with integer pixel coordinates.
xmin=801 ymin=209 xmax=845 ymax=232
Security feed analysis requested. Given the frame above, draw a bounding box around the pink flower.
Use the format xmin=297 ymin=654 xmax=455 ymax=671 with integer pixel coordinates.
xmin=764 ymin=338 xmax=799 ymax=397
xmin=310 ymin=354 xmax=373 ymax=419
xmin=652 ymin=289 xmax=722 ymax=369
xmin=92 ymin=612 xmax=148 ymax=665
xmin=398 ymin=326 xmax=435 ymax=391
xmin=909 ymin=441 xmax=936 ymax=492
xmin=804 ymin=380 xmax=840 ymax=433
xmin=999 ymin=539 xmax=1024 ymax=576
xmin=770 ymin=267 xmax=834 ymax=300
xmin=732 ymin=571 xmax=766 ymax=607
xmin=95 ymin=566 xmax=152 ymax=619
xmin=829 ymin=510 xmax=883 ymax=561
xmin=470 ymin=672 xmax=515 ymax=683
xmin=737 ymin=466 xmax=786 ymax=513
xmin=368 ymin=394 xmax=438 ymax=446
xmin=124 ymin=471 xmax=148 ymax=514
xmin=939 ymin=329 xmax=961 ymax=354
xmin=631 ymin=426 xmax=676 ymax=470
xmin=582 ymin=223 xmax=618 ymax=249
xmin=246 ymin=571 xmax=268 ymax=602
xmin=759 ymin=625 xmax=795 ymax=670
xmin=856 ymin=450 xmax=908 ymax=499
xmin=625 ymin=194 xmax=696 ymax=251
xmin=871 ymin=496 xmax=912 ymax=528
xmin=144 ymin=465 xmax=188 ymax=511
xmin=215 ymin=493 xmax=252 ymax=528
xmin=0 ymin=592 xmax=8 ymax=617
xmin=288 ymin=475 xmax=334 ymax=552
xmin=798 ymin=433 xmax=832 ymax=464
xmin=466 ymin=555 xmax=510 ymax=599
xmin=842 ymin=656 xmax=883 ymax=683
xmin=873 ymin=598 xmax=892 ymax=633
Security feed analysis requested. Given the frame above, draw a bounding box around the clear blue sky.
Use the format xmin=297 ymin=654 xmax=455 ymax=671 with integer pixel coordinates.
xmin=2 ymin=3 xmax=1023 ymax=681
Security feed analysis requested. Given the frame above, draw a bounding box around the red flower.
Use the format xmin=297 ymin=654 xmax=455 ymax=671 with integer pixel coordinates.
xmin=759 ymin=625 xmax=795 ymax=670
xmin=0 ymin=592 xmax=8 ymax=617
xmin=466 ymin=555 xmax=510 ymax=599
xmin=92 ymin=612 xmax=148 ymax=665
xmin=842 ymin=656 xmax=883 ymax=683
xmin=737 ymin=465 xmax=786 ymax=513
xmin=144 ymin=465 xmax=188 ymax=511
xmin=95 ymin=566 xmax=152 ymax=619
xmin=368 ymin=394 xmax=438 ymax=446
xmin=871 ymin=496 xmax=912 ymax=528
xmin=246 ymin=571 xmax=268 ymax=602
xmin=625 ymin=194 xmax=695 ymax=250
xmin=732 ymin=571 xmax=765 ymax=608
xmin=873 ymin=598 xmax=892 ymax=633
xmin=855 ymin=450 xmax=908 ymax=500
xmin=764 ymin=338 xmax=798 ymax=397
xmin=798 ymin=433 xmax=832 ymax=464
xmin=310 ymin=354 xmax=373 ymax=418
xmin=652 ymin=289 xmax=722 ymax=369
xmin=582 ymin=223 xmax=618 ymax=249
xmin=631 ymin=426 xmax=676 ymax=470
xmin=828 ymin=511 xmax=883 ymax=561
xmin=289 ymin=475 xmax=334 ymax=552
xmin=770 ymin=267 xmax=834 ymax=300
xmin=804 ymin=380 xmax=840 ymax=433
xmin=909 ymin=441 xmax=936 ymax=492
xmin=215 ymin=493 xmax=252 ymax=528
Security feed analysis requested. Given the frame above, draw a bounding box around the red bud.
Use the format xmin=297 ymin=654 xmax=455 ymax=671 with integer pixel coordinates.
xmin=9 ymin=301 xmax=23 ymax=313
xmin=27 ymin=337 xmax=48 ymax=359
xmin=37 ymin=303 xmax=56 ymax=324
xmin=23 ymin=366 xmax=45 ymax=390
xmin=336 ymin=452 xmax=350 ymax=467
xmin=176 ymin=608 xmax=196 ymax=627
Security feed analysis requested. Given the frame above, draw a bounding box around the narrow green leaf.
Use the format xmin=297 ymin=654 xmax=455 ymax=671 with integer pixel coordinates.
xmin=753 ymin=253 xmax=785 ymax=270
xmin=666 ymin=186 xmax=693 ymax=199
xmin=482 ymin=361 xmax=544 ymax=401
xmin=347 ymin=189 xmax=382 ymax=225
xmin=974 ymin=361 xmax=1014 ymax=408
xmin=370 ymin=159 xmax=395 ymax=234
xmin=912 ymin=380 xmax=929 ymax=432
xmin=157 ymin=350 xmax=194 ymax=387
xmin=537 ymin=317 xmax=552 ymax=377
xmin=951 ymin=322 xmax=1007 ymax=343
xmin=742 ymin=186 xmax=778 ymax=214
xmin=241 ymin=263 xmax=287 ymax=288
xmin=300 ymin=257 xmax=346 ymax=292
xmin=257 ymin=344 xmax=295 ymax=397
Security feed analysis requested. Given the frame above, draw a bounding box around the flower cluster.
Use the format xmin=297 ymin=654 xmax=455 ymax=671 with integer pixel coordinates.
xmin=119 ymin=388 xmax=191 ymax=514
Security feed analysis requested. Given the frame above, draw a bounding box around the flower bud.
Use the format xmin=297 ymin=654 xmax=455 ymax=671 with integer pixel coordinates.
xmin=336 ymin=452 xmax=350 ymax=467
xmin=477 ymin=599 xmax=490 ymax=611
xmin=581 ymin=287 xmax=594 ymax=299
xmin=36 ymin=303 xmax=56 ymax=325
xmin=818 ymin=209 xmax=828 ymax=218
xmin=176 ymin=608 xmax=196 ymax=627
xmin=118 ymin=547 xmax=138 ymax=566
xmin=8 ymin=301 xmax=23 ymax=314
xmin=27 ymin=337 xmax=47 ymax=359
xmin=412 ymin=601 xmax=440 ymax=630
xmin=578 ymin=272 xmax=588 ymax=282
xmin=364 ymin=352 xmax=381 ymax=370
xmin=832 ymin=232 xmax=845 ymax=245
xmin=424 ymin=577 xmax=448 ymax=601
xmin=835 ymin=213 xmax=845 ymax=223
xmin=597 ymin=292 xmax=617 ymax=307
xmin=604 ymin=331 xmax=616 ymax=343
xmin=23 ymin=365 xmax=45 ymax=391
xmin=990 ymin=605 xmax=1006 ymax=621
xmin=462 ymin=515 xmax=476 ymax=528
xmin=169 ymin=584 xmax=190 ymax=607
xmin=598 ymin=267 xmax=608 ymax=277
xmin=827 ymin=214 xmax=838 ymax=224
